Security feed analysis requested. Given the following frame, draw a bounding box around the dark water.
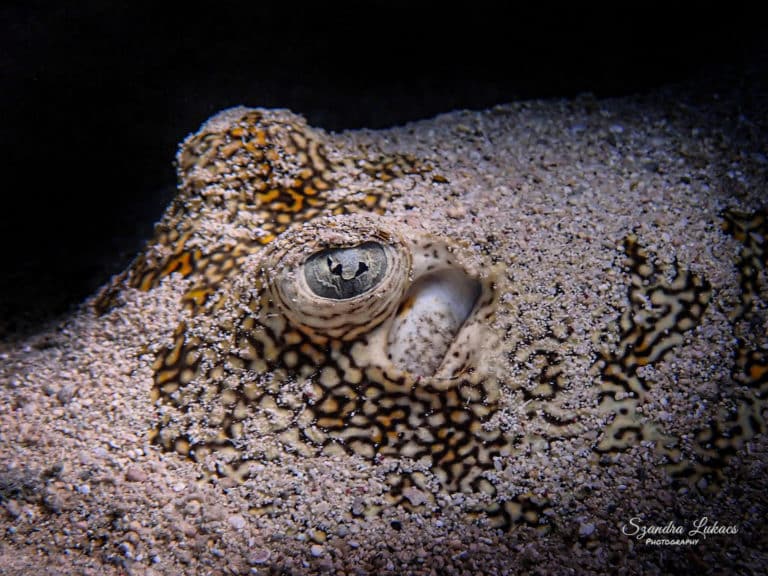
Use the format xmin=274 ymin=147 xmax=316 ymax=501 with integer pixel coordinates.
xmin=0 ymin=4 xmax=764 ymax=333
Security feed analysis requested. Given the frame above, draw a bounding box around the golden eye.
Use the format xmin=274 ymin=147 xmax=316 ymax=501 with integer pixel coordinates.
xmin=304 ymin=242 xmax=388 ymax=300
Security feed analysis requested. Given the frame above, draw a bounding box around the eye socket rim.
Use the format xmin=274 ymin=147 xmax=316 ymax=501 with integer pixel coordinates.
xmin=264 ymin=219 xmax=413 ymax=341
xmin=303 ymin=241 xmax=389 ymax=301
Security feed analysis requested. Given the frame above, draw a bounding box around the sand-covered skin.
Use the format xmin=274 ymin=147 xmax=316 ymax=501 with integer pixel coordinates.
xmin=2 ymin=83 xmax=767 ymax=575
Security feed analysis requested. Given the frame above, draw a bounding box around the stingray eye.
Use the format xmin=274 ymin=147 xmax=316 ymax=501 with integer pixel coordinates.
xmin=304 ymin=242 xmax=388 ymax=300
xmin=265 ymin=217 xmax=412 ymax=341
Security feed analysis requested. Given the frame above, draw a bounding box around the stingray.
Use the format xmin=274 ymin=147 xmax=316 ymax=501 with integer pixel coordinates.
xmin=96 ymin=107 xmax=768 ymax=530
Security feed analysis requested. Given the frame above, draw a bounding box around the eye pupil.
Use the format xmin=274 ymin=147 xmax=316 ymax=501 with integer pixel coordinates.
xmin=305 ymin=242 xmax=387 ymax=299
xmin=328 ymin=257 xmax=342 ymax=276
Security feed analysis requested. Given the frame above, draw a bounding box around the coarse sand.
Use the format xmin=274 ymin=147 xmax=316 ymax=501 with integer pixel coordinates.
xmin=2 ymin=79 xmax=767 ymax=575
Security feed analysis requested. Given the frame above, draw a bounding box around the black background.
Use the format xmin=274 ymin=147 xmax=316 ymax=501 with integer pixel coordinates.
xmin=1 ymin=3 xmax=765 ymax=331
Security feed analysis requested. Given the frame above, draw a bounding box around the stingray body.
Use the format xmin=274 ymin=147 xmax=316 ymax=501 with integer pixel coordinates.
xmin=96 ymin=108 xmax=768 ymax=530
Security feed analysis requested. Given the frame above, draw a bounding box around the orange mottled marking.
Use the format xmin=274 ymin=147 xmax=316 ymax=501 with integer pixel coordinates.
xmin=287 ymin=189 xmax=305 ymax=211
xmin=259 ymin=189 xmax=280 ymax=203
xmin=139 ymin=272 xmax=158 ymax=291
xmin=165 ymin=252 xmax=194 ymax=276
xmin=313 ymin=177 xmax=330 ymax=190
xmin=183 ymin=287 xmax=214 ymax=308
xmin=750 ymin=363 xmax=768 ymax=381
xmin=156 ymin=369 xmax=179 ymax=386
xmin=221 ymin=141 xmax=243 ymax=158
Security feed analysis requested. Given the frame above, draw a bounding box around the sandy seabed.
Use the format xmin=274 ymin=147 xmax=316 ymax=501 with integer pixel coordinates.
xmin=1 ymin=80 xmax=767 ymax=575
